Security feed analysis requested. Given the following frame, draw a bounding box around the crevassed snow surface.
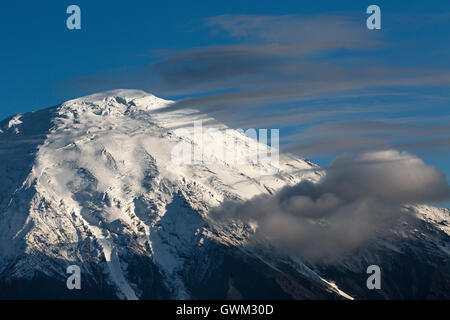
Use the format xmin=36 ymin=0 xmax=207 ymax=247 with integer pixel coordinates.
xmin=0 ymin=89 xmax=448 ymax=299
xmin=0 ymin=90 xmax=325 ymax=299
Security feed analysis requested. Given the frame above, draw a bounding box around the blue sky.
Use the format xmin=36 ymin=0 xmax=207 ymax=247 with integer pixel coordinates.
xmin=1 ymin=1 xmax=449 ymax=204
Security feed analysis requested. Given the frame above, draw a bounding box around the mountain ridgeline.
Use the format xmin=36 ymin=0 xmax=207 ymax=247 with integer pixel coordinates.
xmin=0 ymin=90 xmax=448 ymax=299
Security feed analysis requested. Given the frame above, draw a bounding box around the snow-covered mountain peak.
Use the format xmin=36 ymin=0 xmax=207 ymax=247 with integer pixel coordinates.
xmin=0 ymin=89 xmax=323 ymax=299
xmin=66 ymin=89 xmax=164 ymax=104
xmin=0 ymin=89 xmax=448 ymax=300
xmin=60 ymin=89 xmax=173 ymax=115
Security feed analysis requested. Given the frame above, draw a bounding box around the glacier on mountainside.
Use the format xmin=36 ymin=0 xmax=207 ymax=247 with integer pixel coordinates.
xmin=0 ymin=89 xmax=448 ymax=299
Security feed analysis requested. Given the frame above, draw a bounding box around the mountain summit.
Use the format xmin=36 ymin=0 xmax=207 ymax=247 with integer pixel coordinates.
xmin=0 ymin=90 xmax=448 ymax=299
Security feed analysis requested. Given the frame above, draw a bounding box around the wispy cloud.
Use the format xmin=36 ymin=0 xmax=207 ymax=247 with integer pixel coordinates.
xmin=67 ymin=13 xmax=450 ymax=157
xmin=281 ymin=120 xmax=450 ymax=156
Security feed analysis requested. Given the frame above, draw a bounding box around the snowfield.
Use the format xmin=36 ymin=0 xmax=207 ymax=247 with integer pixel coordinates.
xmin=0 ymin=89 xmax=448 ymax=299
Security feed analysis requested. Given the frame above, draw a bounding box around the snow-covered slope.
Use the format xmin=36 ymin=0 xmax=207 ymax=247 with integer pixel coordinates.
xmin=0 ymin=89 xmax=448 ymax=299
